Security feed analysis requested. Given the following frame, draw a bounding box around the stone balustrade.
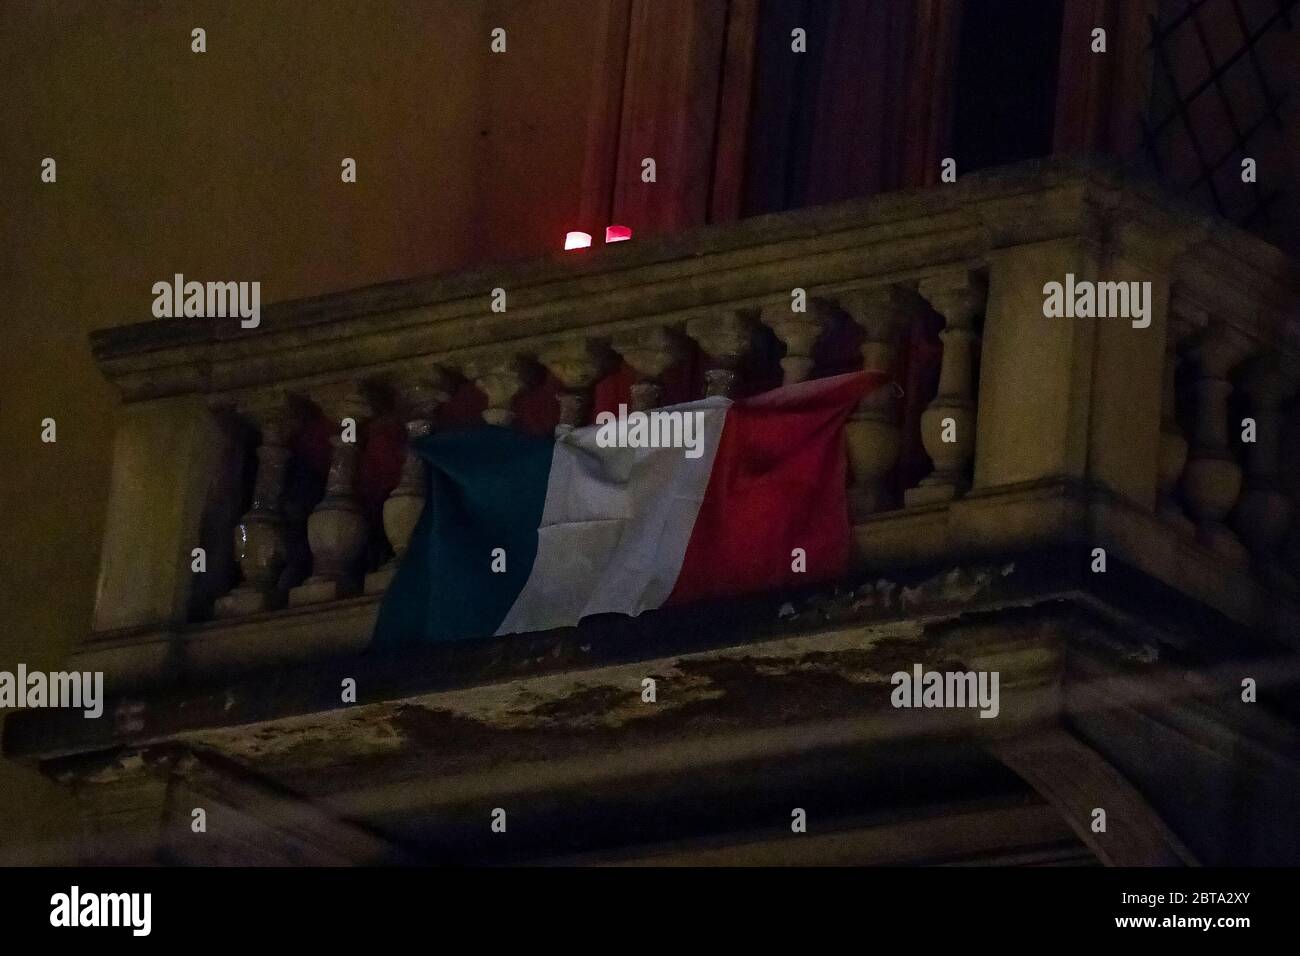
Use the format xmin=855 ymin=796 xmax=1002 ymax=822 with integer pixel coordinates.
xmin=79 ymin=160 xmax=1300 ymax=687
xmin=1161 ymin=295 xmax=1300 ymax=583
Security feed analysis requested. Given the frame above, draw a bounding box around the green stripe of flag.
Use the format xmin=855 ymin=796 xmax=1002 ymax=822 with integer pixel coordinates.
xmin=373 ymin=425 xmax=555 ymax=648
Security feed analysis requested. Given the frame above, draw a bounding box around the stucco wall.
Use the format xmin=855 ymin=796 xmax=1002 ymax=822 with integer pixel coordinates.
xmin=0 ymin=0 xmax=599 ymax=860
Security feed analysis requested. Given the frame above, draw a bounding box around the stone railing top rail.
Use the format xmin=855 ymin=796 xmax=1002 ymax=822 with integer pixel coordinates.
xmin=90 ymin=158 xmax=1300 ymax=402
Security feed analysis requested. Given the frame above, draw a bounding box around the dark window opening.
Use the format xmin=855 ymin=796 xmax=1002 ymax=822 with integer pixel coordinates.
xmin=951 ymin=0 xmax=1065 ymax=173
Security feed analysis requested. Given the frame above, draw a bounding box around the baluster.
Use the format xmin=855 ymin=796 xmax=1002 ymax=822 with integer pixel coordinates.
xmin=612 ymin=326 xmax=683 ymax=411
xmin=1234 ymin=361 xmax=1296 ymax=567
xmin=686 ymin=312 xmax=753 ymax=398
xmin=762 ymin=299 xmax=833 ymax=385
xmin=1181 ymin=325 xmax=1251 ymax=562
xmin=539 ymin=339 xmax=610 ymax=435
xmin=465 ymin=355 xmax=527 ymax=426
xmin=215 ymin=396 xmax=294 ymax=617
xmin=289 ymin=386 xmax=370 ymax=605
xmin=841 ymin=286 xmax=924 ymax=518
xmin=906 ymin=270 xmax=986 ymax=506
xmin=365 ymin=370 xmax=451 ymax=594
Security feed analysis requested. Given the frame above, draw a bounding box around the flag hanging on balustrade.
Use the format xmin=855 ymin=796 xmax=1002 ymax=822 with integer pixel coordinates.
xmin=372 ymin=370 xmax=882 ymax=648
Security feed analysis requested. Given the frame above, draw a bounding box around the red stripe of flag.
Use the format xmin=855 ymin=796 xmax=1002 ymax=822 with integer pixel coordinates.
xmin=666 ymin=371 xmax=884 ymax=606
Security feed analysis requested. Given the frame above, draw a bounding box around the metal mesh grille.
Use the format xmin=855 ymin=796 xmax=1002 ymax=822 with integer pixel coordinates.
xmin=1140 ymin=0 xmax=1297 ymax=238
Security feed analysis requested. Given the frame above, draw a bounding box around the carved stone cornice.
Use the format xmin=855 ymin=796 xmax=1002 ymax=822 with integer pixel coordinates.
xmin=89 ymin=161 xmax=1298 ymax=404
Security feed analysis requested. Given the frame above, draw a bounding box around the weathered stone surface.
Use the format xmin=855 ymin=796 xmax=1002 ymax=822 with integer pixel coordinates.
xmin=36 ymin=158 xmax=1300 ymax=864
xmin=89 ymin=161 xmax=1298 ymax=405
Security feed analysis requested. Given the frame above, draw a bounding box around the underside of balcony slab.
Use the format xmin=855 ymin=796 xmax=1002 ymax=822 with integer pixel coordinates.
xmin=8 ymin=534 xmax=1300 ymax=865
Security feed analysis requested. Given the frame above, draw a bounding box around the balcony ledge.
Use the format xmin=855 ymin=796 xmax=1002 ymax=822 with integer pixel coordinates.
xmin=11 ymin=516 xmax=1290 ymax=771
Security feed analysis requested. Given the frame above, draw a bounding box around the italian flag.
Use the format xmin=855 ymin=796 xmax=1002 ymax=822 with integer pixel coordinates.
xmin=373 ymin=371 xmax=880 ymax=647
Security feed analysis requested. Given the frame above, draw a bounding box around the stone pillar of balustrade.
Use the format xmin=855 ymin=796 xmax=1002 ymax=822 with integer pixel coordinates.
xmin=906 ymin=270 xmax=986 ymax=506
xmin=1180 ymin=325 xmax=1252 ymax=563
xmin=539 ymin=339 xmax=610 ymax=435
xmin=840 ymin=286 xmax=925 ymax=518
xmin=214 ymin=396 xmax=295 ymax=617
xmin=289 ymin=386 xmax=371 ymax=606
xmin=686 ymin=312 xmax=753 ymax=398
xmin=364 ymin=370 xmax=451 ymax=595
xmin=464 ymin=356 xmax=527 ymax=427
xmin=612 ymin=326 xmax=683 ymax=411
xmin=91 ymin=396 xmax=226 ymax=634
xmin=1233 ymin=360 xmax=1297 ymax=573
xmin=761 ymin=298 xmax=834 ymax=385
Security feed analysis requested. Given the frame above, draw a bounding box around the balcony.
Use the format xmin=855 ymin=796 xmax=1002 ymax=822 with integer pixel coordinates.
xmin=7 ymin=158 xmax=1300 ymax=865
xmin=68 ymin=157 xmax=1300 ymax=680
